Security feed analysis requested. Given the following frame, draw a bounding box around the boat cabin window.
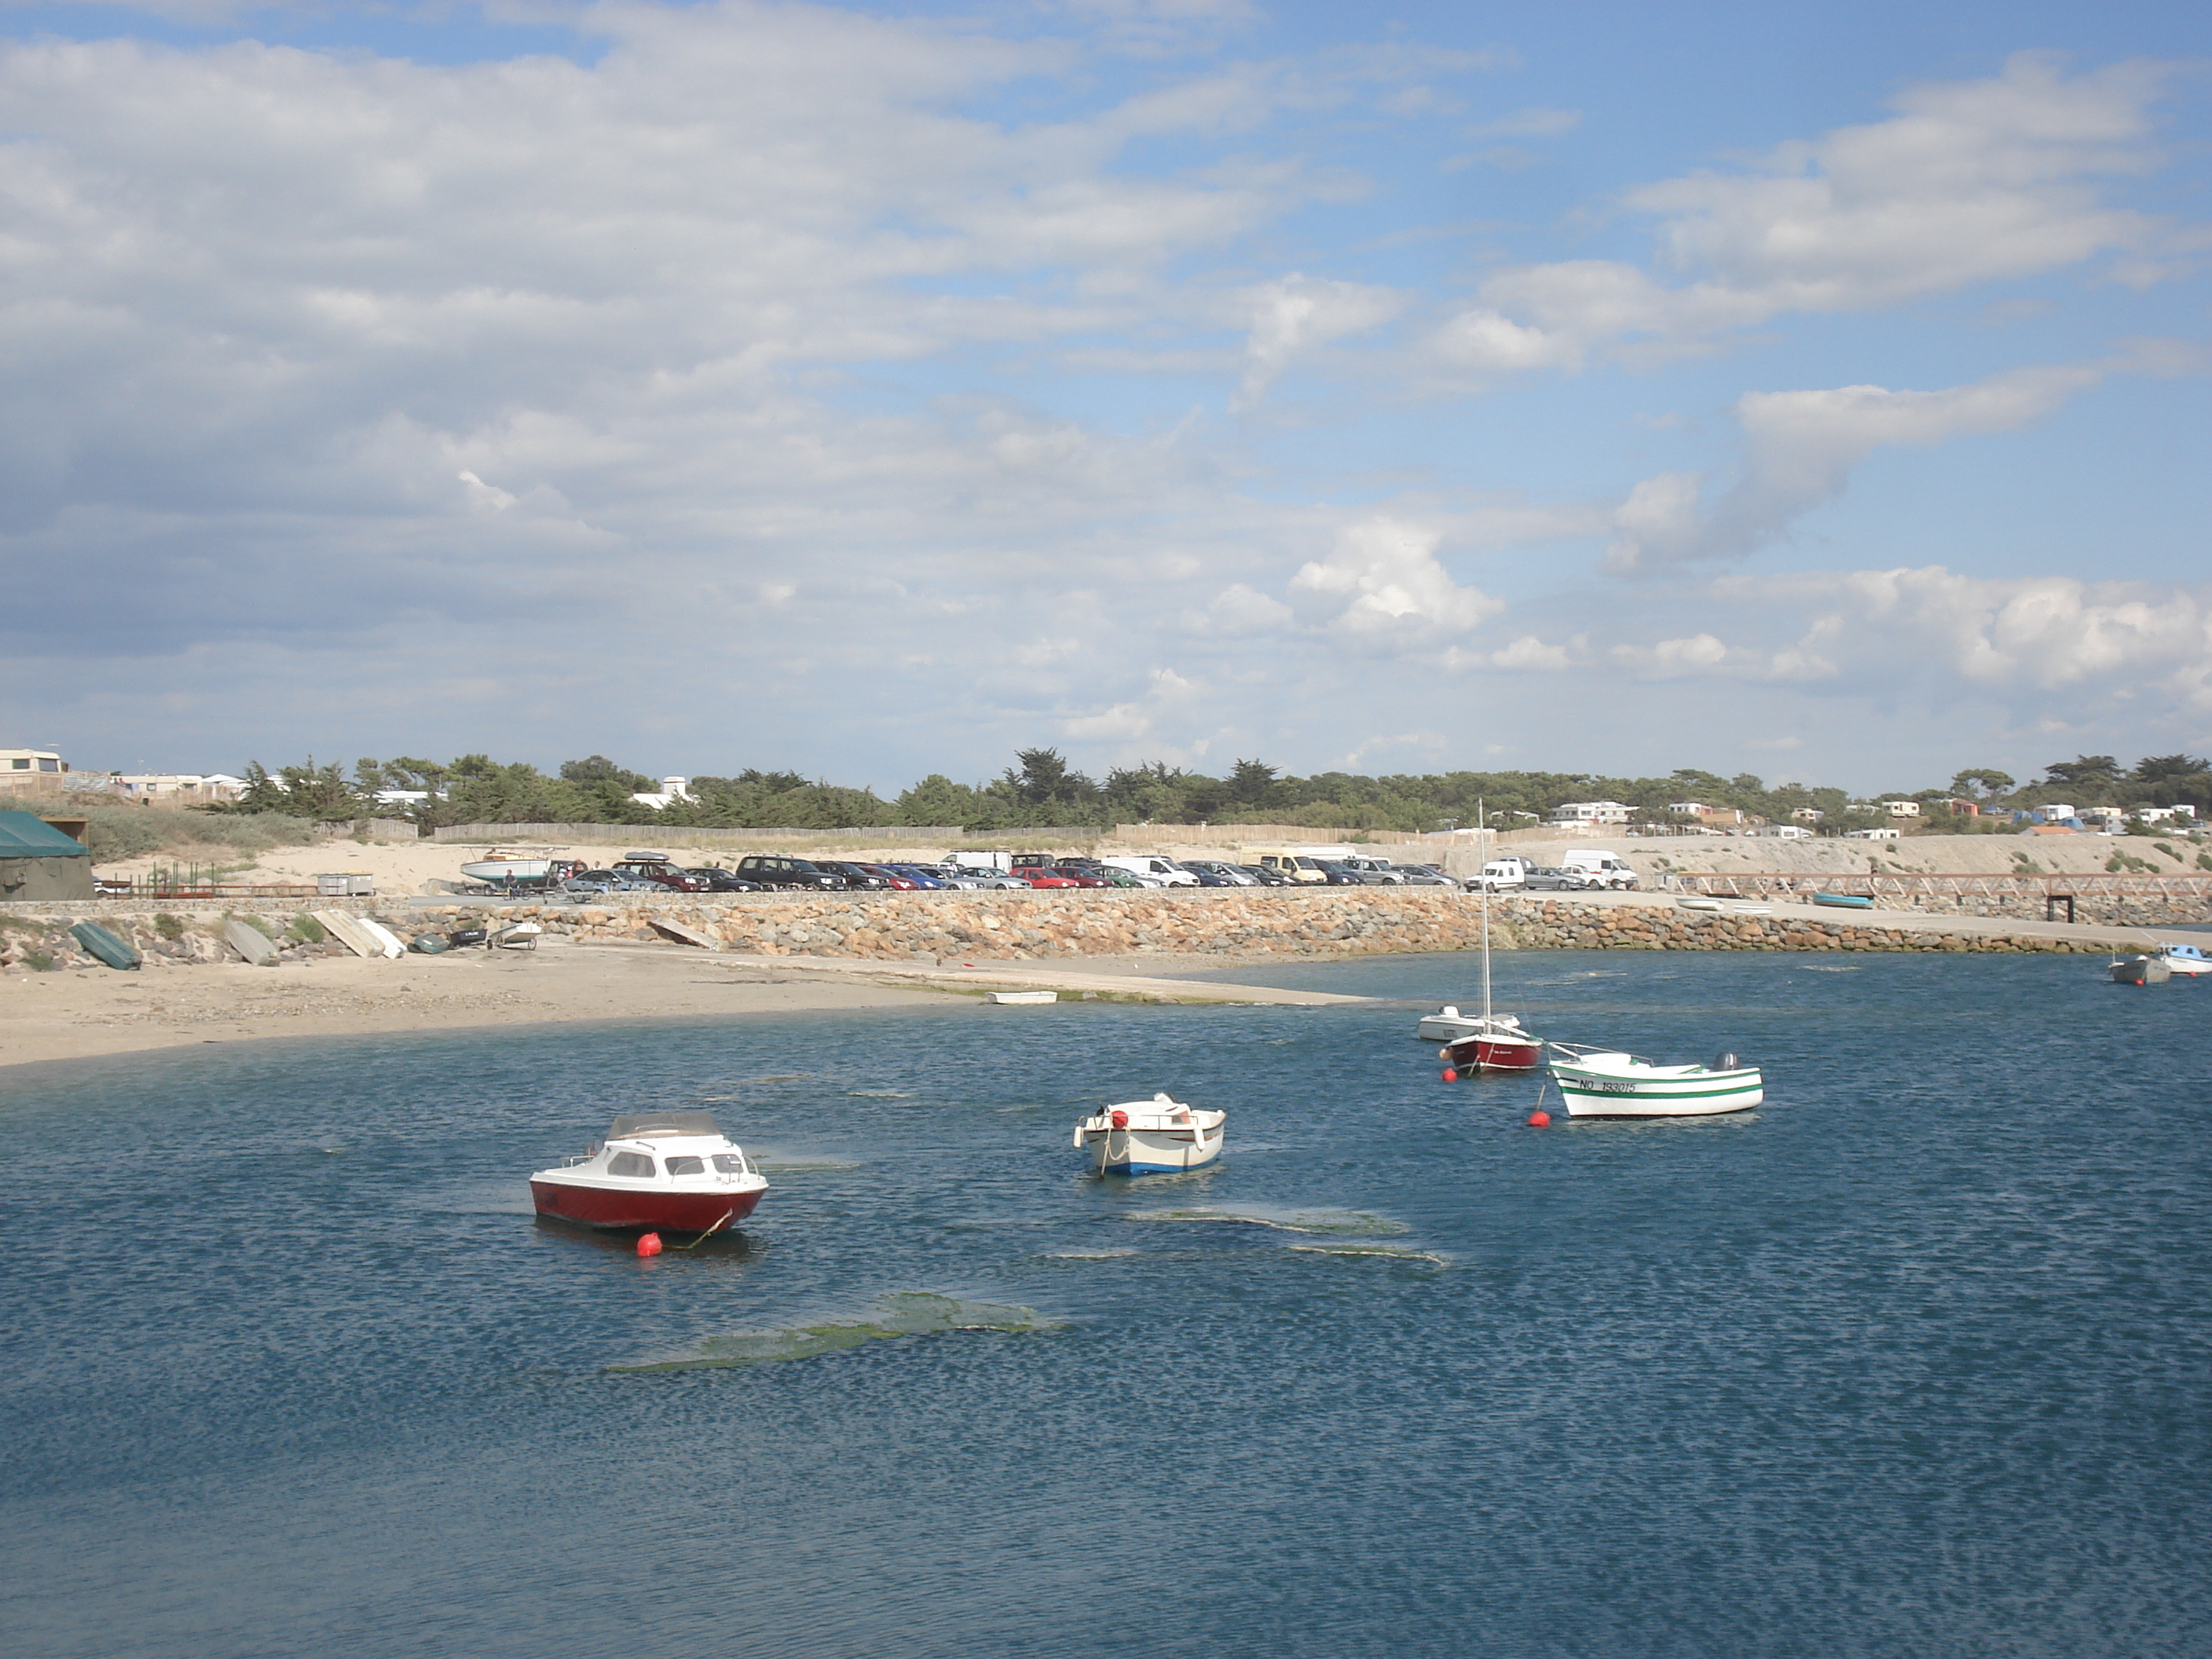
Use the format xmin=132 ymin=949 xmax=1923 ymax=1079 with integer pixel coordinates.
xmin=664 ymin=1155 xmax=705 ymax=1176
xmin=712 ymin=1154 xmax=747 ymax=1174
xmin=607 ymin=1151 xmax=657 ymax=1177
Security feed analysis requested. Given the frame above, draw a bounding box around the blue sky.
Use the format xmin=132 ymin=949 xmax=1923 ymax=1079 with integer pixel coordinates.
xmin=1 ymin=0 xmax=2207 ymax=793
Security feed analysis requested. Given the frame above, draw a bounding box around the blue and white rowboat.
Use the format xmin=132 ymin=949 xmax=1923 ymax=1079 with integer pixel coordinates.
xmin=1547 ymin=1043 xmax=1764 ymax=1118
xmin=1073 ymin=1093 xmax=1225 ymax=1175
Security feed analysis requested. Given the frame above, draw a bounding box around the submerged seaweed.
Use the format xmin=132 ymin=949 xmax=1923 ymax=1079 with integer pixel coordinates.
xmin=606 ymin=1292 xmax=1059 ymax=1373
xmin=1126 ymin=1203 xmax=1408 ymax=1236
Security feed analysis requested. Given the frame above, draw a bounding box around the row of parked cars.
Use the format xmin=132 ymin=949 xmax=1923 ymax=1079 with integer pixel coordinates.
xmin=542 ymin=851 xmax=1475 ymax=895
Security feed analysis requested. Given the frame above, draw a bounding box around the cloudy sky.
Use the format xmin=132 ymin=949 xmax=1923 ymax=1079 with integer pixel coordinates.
xmin=2 ymin=0 xmax=2207 ymax=792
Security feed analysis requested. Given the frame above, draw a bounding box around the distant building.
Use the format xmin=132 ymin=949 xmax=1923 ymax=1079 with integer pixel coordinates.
xmin=1844 ymin=827 xmax=1901 ymax=840
xmin=1883 ymin=800 xmax=1922 ymax=819
xmin=113 ymin=773 xmax=246 ymax=804
xmin=1749 ymin=824 xmax=1812 ymax=839
xmin=1547 ymin=800 xmax=1632 ymax=827
xmin=1790 ymin=807 xmax=1825 ymax=823
xmin=1944 ymin=799 xmax=1980 ymax=816
xmin=1668 ymin=801 xmax=1749 ymax=826
xmin=630 ymin=776 xmax=694 ymax=811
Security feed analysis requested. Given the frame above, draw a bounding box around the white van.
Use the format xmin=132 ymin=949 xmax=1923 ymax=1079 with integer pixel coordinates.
xmin=946 ymin=849 xmax=1012 ymax=872
xmin=1242 ymin=845 xmax=1348 ymax=884
xmin=1474 ymin=856 xmax=1533 ymax=892
xmin=1561 ymin=850 xmax=1639 ymax=890
xmin=1100 ymin=855 xmax=1200 ymax=888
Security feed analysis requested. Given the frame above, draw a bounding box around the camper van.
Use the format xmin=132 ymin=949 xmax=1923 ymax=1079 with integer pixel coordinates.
xmin=1472 ymin=856 xmax=1533 ymax=892
xmin=1560 ymin=850 xmax=1639 ymax=890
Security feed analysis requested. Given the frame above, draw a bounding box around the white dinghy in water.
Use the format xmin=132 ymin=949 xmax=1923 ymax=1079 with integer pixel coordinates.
xmin=1073 ymin=1093 xmax=1225 ymax=1175
xmin=1547 ymin=1044 xmax=1764 ymax=1118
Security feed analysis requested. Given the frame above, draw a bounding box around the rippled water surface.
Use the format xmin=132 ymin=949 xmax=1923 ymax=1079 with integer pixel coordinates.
xmin=4 ymin=951 xmax=2209 ymax=1657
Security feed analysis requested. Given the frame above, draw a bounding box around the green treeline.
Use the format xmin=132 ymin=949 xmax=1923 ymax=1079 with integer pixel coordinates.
xmin=211 ymin=749 xmax=2212 ymax=836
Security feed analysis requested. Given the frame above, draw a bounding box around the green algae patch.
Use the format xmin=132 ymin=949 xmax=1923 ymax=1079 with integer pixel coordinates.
xmin=606 ymin=1292 xmax=1060 ymax=1374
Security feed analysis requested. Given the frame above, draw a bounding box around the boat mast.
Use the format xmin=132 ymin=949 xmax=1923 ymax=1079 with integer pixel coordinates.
xmin=1478 ymin=798 xmax=1491 ymax=1027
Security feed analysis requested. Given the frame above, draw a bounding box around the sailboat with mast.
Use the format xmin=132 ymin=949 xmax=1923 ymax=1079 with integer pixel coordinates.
xmin=1433 ymin=801 xmax=1544 ymax=1075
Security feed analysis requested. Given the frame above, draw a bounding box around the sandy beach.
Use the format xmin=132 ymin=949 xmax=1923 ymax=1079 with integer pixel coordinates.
xmin=0 ymin=938 xmax=1367 ymax=1075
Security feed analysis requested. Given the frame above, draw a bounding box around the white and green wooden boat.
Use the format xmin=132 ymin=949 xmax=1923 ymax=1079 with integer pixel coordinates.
xmin=1547 ymin=1043 xmax=1763 ymax=1118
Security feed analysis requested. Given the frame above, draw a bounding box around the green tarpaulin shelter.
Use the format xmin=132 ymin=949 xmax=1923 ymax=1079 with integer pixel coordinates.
xmin=0 ymin=810 xmax=93 ymax=901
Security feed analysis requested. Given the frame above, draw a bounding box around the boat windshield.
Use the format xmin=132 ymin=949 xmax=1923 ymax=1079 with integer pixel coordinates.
xmin=665 ymin=1155 xmax=705 ymax=1176
xmin=712 ymin=1154 xmax=748 ymax=1174
xmin=607 ymin=1151 xmax=657 ymax=1177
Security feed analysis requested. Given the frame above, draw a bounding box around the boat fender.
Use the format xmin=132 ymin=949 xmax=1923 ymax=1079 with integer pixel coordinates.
xmin=1437 ymin=1046 xmax=1452 ymax=1061
xmin=1109 ymin=1108 xmax=1129 ymax=1129
xmin=1708 ymin=1051 xmax=1740 ymax=1071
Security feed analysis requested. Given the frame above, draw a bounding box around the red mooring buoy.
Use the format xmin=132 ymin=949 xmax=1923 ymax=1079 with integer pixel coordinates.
xmin=1441 ymin=1068 xmax=1459 ymax=1082
xmin=636 ymin=1232 xmax=664 ymax=1258
xmin=1528 ymin=1110 xmax=1551 ymax=1128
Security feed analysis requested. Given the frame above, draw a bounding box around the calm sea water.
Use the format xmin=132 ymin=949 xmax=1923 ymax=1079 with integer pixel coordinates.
xmin=2 ymin=950 xmax=2208 ymax=1658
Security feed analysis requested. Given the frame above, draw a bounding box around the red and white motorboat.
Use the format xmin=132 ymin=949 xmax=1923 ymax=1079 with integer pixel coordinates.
xmin=530 ymin=1110 xmax=767 ymax=1233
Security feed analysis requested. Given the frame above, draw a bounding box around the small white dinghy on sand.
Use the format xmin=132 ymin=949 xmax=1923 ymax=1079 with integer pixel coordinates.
xmin=1073 ymin=1093 xmax=1225 ymax=1175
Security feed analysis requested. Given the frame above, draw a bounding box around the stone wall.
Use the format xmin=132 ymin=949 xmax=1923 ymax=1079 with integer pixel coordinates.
xmin=1 ymin=889 xmax=2158 ymax=973
xmin=435 ymin=890 xmax=2132 ymax=958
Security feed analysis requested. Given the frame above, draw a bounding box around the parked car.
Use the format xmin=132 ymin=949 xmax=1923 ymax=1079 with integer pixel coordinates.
xmin=1090 ymin=866 xmax=1156 ymax=888
xmin=1098 ymin=855 xmax=1199 ymax=887
xmin=613 ymin=858 xmax=709 ymax=892
xmin=1313 ymin=861 xmax=1375 ymax=885
xmin=1008 ymin=868 xmax=1082 ymax=888
xmin=1046 ymin=865 xmax=1108 ymax=888
xmin=1395 ymin=863 xmax=1457 ymax=887
xmin=1468 ymin=856 xmax=1533 ymax=893
xmin=879 ymin=862 xmax=952 ymax=888
xmin=1521 ymin=866 xmax=1584 ymax=891
xmin=1237 ymin=863 xmax=1293 ymax=886
xmin=1178 ymin=859 xmax=1258 ymax=886
xmin=1337 ymin=855 xmax=1408 ymax=884
xmin=809 ymin=860 xmax=891 ymax=891
xmin=687 ymin=867 xmax=767 ymax=893
xmin=734 ymin=854 xmax=848 ymax=890
xmin=853 ymin=862 xmax=925 ymax=890
xmin=566 ymin=867 xmax=657 ymax=892
xmin=1560 ymin=850 xmax=1639 ymax=890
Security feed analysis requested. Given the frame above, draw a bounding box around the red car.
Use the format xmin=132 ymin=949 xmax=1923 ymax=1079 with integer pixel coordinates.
xmin=1046 ymin=866 xmax=1108 ymax=888
xmin=855 ymin=863 xmax=925 ymax=890
xmin=1009 ymin=868 xmax=1082 ymax=888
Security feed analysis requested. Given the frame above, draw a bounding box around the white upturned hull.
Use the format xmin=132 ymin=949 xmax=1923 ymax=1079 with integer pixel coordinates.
xmin=1073 ymin=1094 xmax=1225 ymax=1175
xmin=462 ymin=859 xmax=555 ymax=882
xmin=1550 ymin=1048 xmax=1763 ymax=1118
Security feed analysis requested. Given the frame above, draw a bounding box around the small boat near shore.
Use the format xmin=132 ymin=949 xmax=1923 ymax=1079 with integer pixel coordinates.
xmin=1811 ymin=892 xmax=1874 ymax=910
xmin=2109 ymin=953 xmax=2172 ymax=986
xmin=1432 ymin=800 xmax=1543 ymax=1075
xmin=460 ymin=853 xmax=557 ymax=884
xmin=2159 ymin=943 xmax=2211 ymax=978
xmin=1073 ymin=1093 xmax=1224 ymax=1175
xmin=531 ymin=1110 xmax=767 ymax=1232
xmin=1547 ymin=1043 xmax=1763 ymax=1118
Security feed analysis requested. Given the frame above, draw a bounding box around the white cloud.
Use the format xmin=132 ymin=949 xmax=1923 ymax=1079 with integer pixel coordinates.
xmin=1192 ymin=583 xmax=1295 ymax=635
xmin=1485 ymin=634 xmax=1577 ymax=672
xmin=1234 ymin=273 xmax=1405 ymax=405
xmin=1602 ymin=353 xmax=2204 ymax=571
xmin=1610 ymin=632 xmax=1730 ymax=678
xmin=1291 ymin=515 xmax=1504 ymax=641
xmin=1430 ymin=53 xmax=2188 ymax=373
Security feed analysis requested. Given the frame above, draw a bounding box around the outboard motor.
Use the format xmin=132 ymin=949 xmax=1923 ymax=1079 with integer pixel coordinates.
xmin=1708 ymin=1051 xmax=1740 ymax=1072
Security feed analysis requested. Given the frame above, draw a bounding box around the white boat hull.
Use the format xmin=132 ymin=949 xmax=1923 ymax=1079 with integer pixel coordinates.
xmin=1550 ymin=1049 xmax=1763 ymax=1118
xmin=1073 ymin=1094 xmax=1225 ymax=1175
xmin=462 ymin=859 xmax=555 ymax=882
xmin=1418 ymin=1005 xmax=1485 ymax=1040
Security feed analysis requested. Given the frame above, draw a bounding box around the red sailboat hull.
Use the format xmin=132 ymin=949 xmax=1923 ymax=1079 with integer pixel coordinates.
xmin=530 ymin=1181 xmax=765 ymax=1232
xmin=1443 ymin=1034 xmax=1544 ymax=1072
